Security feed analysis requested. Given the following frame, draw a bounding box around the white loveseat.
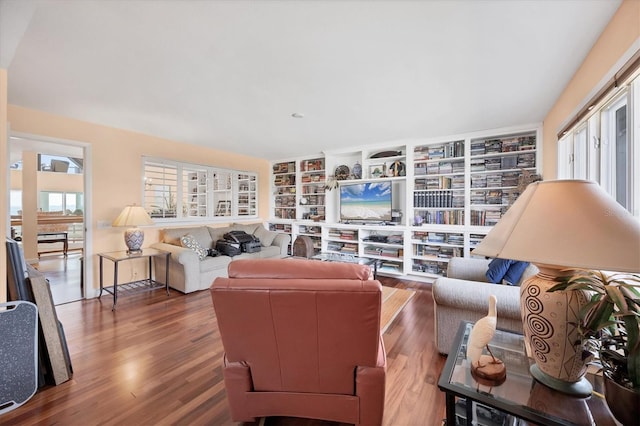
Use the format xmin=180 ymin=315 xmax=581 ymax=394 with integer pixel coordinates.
xmin=151 ymin=222 xmax=290 ymax=294
xmin=432 ymin=257 xmax=538 ymax=354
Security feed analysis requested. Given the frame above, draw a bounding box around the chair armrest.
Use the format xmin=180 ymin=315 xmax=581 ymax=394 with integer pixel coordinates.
xmin=222 ymin=356 xmax=256 ymax=423
xmin=272 ymin=233 xmax=291 ymax=256
xmin=446 ymin=257 xmax=491 ymax=282
xmin=355 ymin=336 xmax=386 ymax=426
xmin=150 ymin=242 xmax=198 ymax=264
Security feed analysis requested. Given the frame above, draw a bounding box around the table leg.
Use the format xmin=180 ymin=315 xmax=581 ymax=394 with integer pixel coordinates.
xmin=445 ymin=393 xmax=456 ymax=426
xmin=99 ymin=256 xmax=103 ymax=298
xmin=63 ymin=233 xmax=68 ymax=257
xmin=164 ymin=254 xmax=170 ymax=296
xmin=112 ymin=262 xmax=118 ymax=311
xmin=148 ymin=256 xmax=152 ymax=282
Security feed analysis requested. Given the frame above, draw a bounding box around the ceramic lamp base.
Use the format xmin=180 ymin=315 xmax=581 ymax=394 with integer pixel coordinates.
xmin=530 ymin=364 xmax=592 ymax=397
xmin=124 ymin=228 xmax=144 ymax=253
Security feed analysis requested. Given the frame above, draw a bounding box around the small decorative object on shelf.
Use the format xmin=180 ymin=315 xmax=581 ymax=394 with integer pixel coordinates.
xmin=369 ymin=164 xmax=385 ymax=178
xmin=370 ymin=150 xmax=402 ymax=159
xmin=335 ymin=165 xmax=350 ymax=180
xmin=389 ymin=160 xmax=406 ymax=177
xmin=352 ymin=161 xmax=362 ymax=179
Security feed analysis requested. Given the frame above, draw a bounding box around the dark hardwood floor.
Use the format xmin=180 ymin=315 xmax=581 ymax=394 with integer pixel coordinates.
xmin=1 ymin=275 xmax=447 ymax=425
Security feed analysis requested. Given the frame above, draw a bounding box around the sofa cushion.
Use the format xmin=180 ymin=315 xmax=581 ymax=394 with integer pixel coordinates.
xmin=208 ymin=226 xmax=230 ymax=244
xmin=162 ymin=226 xmax=213 ymax=248
xmin=180 ymin=234 xmax=209 ymax=260
xmin=253 ymin=225 xmax=277 ymax=247
xmin=231 ymin=222 xmax=261 ymax=234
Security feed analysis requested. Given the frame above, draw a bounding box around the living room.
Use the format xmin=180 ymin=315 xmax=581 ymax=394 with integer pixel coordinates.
xmin=1 ymin=0 xmax=639 ymax=424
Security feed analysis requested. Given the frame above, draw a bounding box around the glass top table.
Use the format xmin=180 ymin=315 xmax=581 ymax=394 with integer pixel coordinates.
xmin=438 ymin=321 xmax=619 ymax=426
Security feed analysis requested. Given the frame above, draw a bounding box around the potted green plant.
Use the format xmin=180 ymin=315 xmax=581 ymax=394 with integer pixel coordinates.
xmin=549 ymin=270 xmax=640 ymax=425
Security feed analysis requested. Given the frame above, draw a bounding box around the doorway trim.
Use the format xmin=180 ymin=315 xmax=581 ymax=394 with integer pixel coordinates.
xmin=8 ymin=131 xmax=92 ymax=299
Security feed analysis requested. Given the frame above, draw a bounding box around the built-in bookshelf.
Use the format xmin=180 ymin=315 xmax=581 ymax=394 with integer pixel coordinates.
xmin=469 ymin=132 xmax=536 ymax=226
xmin=185 ymin=170 xmax=208 ymax=217
xmin=413 ymin=140 xmax=465 ymax=226
xmin=237 ymin=173 xmax=257 ymax=216
xmin=273 ymin=161 xmax=296 ymax=219
xmin=269 ymin=124 xmax=540 ymax=280
xmin=299 ymin=157 xmax=326 ymax=221
xmin=410 ymin=230 xmax=464 ymax=278
xmin=296 ymin=223 xmax=323 ymax=255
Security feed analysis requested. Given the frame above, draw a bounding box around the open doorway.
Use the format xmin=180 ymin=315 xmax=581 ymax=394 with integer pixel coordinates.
xmin=8 ymin=135 xmax=88 ymax=305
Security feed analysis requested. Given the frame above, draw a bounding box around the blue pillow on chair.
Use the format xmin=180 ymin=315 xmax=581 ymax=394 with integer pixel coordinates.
xmin=486 ymin=258 xmax=530 ymax=285
xmin=504 ymin=260 xmax=530 ymax=285
xmin=486 ymin=258 xmax=513 ymax=283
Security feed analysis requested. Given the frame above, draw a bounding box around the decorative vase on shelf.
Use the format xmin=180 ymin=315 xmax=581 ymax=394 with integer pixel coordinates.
xmin=352 ymin=162 xmax=362 ymax=179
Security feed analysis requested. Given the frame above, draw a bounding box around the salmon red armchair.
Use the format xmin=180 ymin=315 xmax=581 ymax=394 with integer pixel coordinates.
xmin=210 ymin=258 xmax=386 ymax=425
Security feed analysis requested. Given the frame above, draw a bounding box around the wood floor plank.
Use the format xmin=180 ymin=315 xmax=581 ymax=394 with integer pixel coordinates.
xmin=1 ymin=276 xmax=447 ymax=425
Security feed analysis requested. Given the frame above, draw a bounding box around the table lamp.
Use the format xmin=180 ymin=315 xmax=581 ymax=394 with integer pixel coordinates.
xmin=112 ymin=205 xmax=154 ymax=254
xmin=472 ymin=180 xmax=640 ymax=396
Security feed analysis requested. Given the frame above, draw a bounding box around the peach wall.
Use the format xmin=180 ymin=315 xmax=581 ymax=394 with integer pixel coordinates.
xmin=7 ymin=105 xmax=270 ymax=292
xmin=10 ymin=169 xmax=84 ymax=193
xmin=542 ymin=0 xmax=640 ymax=179
xmin=0 ymin=69 xmax=7 ymax=302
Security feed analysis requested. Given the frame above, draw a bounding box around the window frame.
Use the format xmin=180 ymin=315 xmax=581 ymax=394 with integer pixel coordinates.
xmin=142 ymin=157 xmax=258 ymax=223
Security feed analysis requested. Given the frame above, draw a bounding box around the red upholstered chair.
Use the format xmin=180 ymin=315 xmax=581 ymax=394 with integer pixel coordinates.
xmin=210 ymin=258 xmax=386 ymax=425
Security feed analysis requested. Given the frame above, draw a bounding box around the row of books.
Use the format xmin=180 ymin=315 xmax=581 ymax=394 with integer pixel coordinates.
xmin=269 ymin=224 xmax=292 ymax=233
xmin=328 ymin=229 xmax=357 ymax=240
xmin=275 ymin=195 xmax=296 ymax=207
xmin=414 ymin=232 xmax=464 ymax=245
xmin=471 ymin=172 xmax=520 ymax=188
xmin=300 ymin=174 xmax=325 ymax=183
xmin=327 ymin=242 xmax=358 ymax=253
xmin=412 ymin=260 xmax=447 ymax=275
xmin=273 ymin=208 xmax=296 ymax=219
xmin=414 ymin=190 xmax=464 ymax=208
xmin=472 ymin=189 xmax=519 ymax=205
xmin=274 ymin=175 xmax=296 ymax=186
xmin=470 ymin=154 xmax=535 ymax=171
xmin=470 ymin=135 xmax=536 ymax=156
xmin=414 ymin=245 xmax=462 ymax=258
xmin=368 ymin=246 xmax=403 ymax=258
xmin=273 ymin=162 xmax=295 ymax=174
xmin=415 ymin=176 xmax=465 ymax=191
xmin=300 ymin=159 xmax=324 ymax=172
xmin=415 ymin=210 xmax=464 ymax=225
xmin=470 ymin=208 xmax=505 ymax=226
xmin=416 ymin=160 xmax=465 ymax=176
xmin=413 ymin=140 xmax=465 ymax=160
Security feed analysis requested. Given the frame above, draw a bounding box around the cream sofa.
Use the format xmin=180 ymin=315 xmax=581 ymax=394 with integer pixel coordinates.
xmin=432 ymin=257 xmax=538 ymax=354
xmin=150 ymin=222 xmax=290 ymax=294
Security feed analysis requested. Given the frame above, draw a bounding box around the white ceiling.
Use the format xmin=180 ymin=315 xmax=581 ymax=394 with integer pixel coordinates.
xmin=1 ymin=0 xmax=622 ymax=160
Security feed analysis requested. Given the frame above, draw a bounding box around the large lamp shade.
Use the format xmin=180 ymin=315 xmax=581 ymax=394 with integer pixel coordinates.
xmin=112 ymin=205 xmax=154 ymax=253
xmin=473 ymin=180 xmax=640 ymax=396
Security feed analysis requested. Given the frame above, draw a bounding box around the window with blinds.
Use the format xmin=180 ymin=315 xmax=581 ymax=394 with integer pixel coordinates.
xmin=144 ymin=161 xmax=179 ymax=218
xmin=143 ymin=157 xmax=258 ymax=221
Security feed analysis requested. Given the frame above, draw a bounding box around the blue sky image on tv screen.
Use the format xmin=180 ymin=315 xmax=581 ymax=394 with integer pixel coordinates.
xmin=340 ymin=182 xmax=392 ymax=221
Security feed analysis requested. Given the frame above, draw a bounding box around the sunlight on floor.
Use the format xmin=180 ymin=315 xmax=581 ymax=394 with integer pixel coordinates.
xmin=35 ymin=253 xmax=83 ymax=305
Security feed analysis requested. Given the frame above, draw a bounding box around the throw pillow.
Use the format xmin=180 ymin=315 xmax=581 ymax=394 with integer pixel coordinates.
xmin=180 ymin=234 xmax=208 ymax=260
xmin=253 ymin=225 xmax=276 ymax=247
xmin=486 ymin=258 xmax=513 ymax=284
xmin=503 ymin=261 xmax=530 ymax=286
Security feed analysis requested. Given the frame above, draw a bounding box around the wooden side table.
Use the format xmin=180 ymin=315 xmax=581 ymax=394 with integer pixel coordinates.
xmin=98 ymin=248 xmax=170 ymax=310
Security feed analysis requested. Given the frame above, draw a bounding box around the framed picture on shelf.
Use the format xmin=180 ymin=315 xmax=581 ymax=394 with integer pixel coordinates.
xmin=369 ymin=164 xmax=386 ymax=178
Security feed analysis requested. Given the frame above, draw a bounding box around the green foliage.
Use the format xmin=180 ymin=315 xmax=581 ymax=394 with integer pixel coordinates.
xmin=549 ymin=270 xmax=640 ymax=390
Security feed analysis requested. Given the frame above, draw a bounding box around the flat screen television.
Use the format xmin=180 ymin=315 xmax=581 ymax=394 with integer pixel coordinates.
xmin=340 ymin=181 xmax=392 ymax=223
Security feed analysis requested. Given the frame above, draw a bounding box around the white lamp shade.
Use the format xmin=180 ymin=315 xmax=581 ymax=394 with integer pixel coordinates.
xmin=112 ymin=205 xmax=154 ymax=227
xmin=473 ymin=180 xmax=640 ymax=272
